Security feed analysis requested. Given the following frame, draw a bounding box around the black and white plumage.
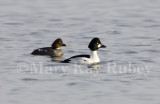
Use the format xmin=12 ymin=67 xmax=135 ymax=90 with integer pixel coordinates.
xmin=62 ymin=38 xmax=106 ymax=64
xmin=31 ymin=38 xmax=67 ymax=57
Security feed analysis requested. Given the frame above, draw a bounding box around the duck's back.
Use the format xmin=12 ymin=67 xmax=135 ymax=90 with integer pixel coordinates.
xmin=31 ymin=47 xmax=52 ymax=55
xmin=62 ymin=55 xmax=90 ymax=63
xmin=31 ymin=47 xmax=63 ymax=57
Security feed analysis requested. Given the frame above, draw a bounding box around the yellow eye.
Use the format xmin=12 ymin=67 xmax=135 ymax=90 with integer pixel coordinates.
xmin=97 ymin=43 xmax=99 ymax=44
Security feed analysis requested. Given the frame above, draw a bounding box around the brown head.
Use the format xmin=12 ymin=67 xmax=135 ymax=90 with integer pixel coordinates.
xmin=51 ymin=38 xmax=67 ymax=49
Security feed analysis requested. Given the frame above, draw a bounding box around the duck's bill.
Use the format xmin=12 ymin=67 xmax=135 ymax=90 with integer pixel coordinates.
xmin=100 ymin=44 xmax=106 ymax=48
xmin=62 ymin=44 xmax=67 ymax=47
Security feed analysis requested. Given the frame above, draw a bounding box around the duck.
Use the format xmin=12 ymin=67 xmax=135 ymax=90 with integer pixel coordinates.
xmin=31 ymin=38 xmax=67 ymax=57
xmin=62 ymin=38 xmax=106 ymax=64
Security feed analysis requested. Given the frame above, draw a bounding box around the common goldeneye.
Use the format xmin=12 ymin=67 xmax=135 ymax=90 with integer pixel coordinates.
xmin=62 ymin=38 xmax=106 ymax=64
xmin=31 ymin=38 xmax=67 ymax=57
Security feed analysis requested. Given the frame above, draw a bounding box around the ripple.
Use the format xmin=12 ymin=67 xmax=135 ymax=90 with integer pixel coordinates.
xmin=143 ymin=19 xmax=157 ymax=23
xmin=117 ymin=24 xmax=134 ymax=27
xmin=101 ymin=79 xmax=113 ymax=81
xmin=0 ymin=37 xmax=11 ymax=41
xmin=143 ymin=49 xmax=160 ymax=53
xmin=131 ymin=44 xmax=152 ymax=47
xmin=112 ymin=30 xmax=121 ymax=34
xmin=140 ymin=59 xmax=155 ymax=63
xmin=133 ymin=36 xmax=153 ymax=39
xmin=125 ymin=51 xmax=138 ymax=54
xmin=30 ymin=32 xmax=40 ymax=35
xmin=134 ymin=78 xmax=145 ymax=80
xmin=4 ymin=23 xmax=24 ymax=25
xmin=49 ymin=19 xmax=62 ymax=22
xmin=145 ymin=25 xmax=160 ymax=28
xmin=107 ymin=30 xmax=121 ymax=35
xmin=21 ymin=78 xmax=39 ymax=81
xmin=67 ymin=82 xmax=78 ymax=86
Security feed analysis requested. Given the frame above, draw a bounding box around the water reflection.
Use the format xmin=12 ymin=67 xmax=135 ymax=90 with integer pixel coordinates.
xmin=88 ymin=63 xmax=100 ymax=69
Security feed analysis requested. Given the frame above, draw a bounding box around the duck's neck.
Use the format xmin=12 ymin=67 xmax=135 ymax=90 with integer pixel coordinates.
xmin=90 ymin=50 xmax=100 ymax=62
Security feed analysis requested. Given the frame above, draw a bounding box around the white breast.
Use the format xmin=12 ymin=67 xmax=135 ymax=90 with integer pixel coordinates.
xmin=87 ymin=51 xmax=100 ymax=64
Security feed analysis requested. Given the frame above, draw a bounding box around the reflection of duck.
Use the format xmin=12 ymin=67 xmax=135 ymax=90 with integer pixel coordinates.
xmin=31 ymin=38 xmax=67 ymax=57
xmin=62 ymin=38 xmax=106 ymax=64
xmin=88 ymin=63 xmax=101 ymax=69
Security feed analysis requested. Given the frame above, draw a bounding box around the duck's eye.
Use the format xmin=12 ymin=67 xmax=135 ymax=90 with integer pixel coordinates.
xmin=97 ymin=43 xmax=99 ymax=45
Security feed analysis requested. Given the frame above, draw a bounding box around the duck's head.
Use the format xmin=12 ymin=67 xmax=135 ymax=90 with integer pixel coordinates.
xmin=88 ymin=38 xmax=106 ymax=51
xmin=52 ymin=38 xmax=67 ymax=49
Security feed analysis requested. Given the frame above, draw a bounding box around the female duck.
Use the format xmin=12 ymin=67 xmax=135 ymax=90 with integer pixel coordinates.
xmin=31 ymin=38 xmax=67 ymax=57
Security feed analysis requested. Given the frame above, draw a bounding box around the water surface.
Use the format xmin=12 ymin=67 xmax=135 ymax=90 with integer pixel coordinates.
xmin=0 ymin=0 xmax=160 ymax=104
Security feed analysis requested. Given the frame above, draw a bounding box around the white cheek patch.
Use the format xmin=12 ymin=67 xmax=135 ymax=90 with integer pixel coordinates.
xmin=98 ymin=44 xmax=101 ymax=48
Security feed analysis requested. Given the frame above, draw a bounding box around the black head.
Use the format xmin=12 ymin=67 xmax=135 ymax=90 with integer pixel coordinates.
xmin=52 ymin=38 xmax=67 ymax=49
xmin=88 ymin=38 xmax=106 ymax=51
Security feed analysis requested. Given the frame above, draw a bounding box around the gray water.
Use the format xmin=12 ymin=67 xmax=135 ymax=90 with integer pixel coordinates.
xmin=1 ymin=0 xmax=160 ymax=104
